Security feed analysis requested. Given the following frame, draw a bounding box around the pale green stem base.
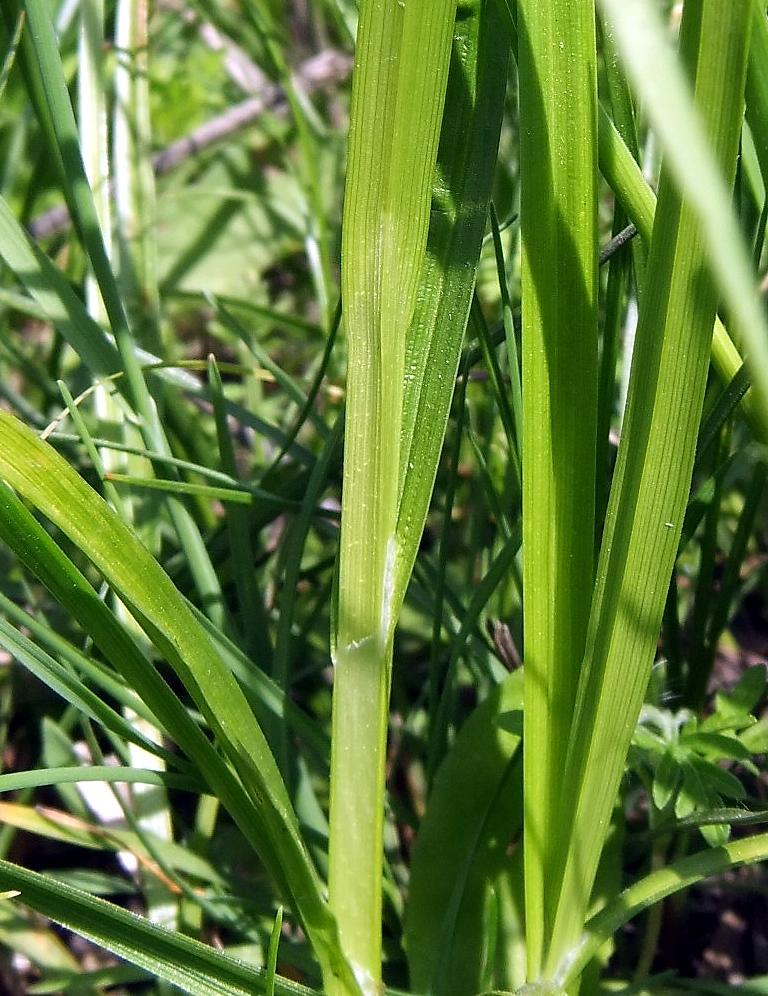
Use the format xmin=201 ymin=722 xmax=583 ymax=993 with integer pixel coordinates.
xmin=327 ymin=633 xmax=392 ymax=996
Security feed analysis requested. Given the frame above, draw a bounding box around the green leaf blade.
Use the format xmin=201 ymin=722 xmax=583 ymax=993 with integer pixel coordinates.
xmin=516 ymin=0 xmax=599 ymax=976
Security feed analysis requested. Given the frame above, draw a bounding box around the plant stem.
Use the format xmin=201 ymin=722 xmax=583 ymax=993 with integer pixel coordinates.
xmin=328 ymin=0 xmax=456 ymax=990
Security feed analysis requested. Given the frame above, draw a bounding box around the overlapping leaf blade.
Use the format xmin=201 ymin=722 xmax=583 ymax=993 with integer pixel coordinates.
xmin=548 ymin=0 xmax=756 ymax=972
xmin=0 ymin=411 xmax=355 ymax=996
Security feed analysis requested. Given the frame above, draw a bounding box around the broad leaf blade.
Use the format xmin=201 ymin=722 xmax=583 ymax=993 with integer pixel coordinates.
xmin=516 ymin=0 xmax=599 ymax=974
xmin=405 ymin=671 xmax=525 ymax=996
xmin=329 ymin=0 xmax=460 ymax=986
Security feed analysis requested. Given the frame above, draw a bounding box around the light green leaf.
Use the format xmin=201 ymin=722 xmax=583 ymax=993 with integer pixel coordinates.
xmin=516 ymin=0 xmax=599 ymax=974
xmin=329 ymin=2 xmax=507 ymax=989
xmin=393 ymin=0 xmax=509 ymax=607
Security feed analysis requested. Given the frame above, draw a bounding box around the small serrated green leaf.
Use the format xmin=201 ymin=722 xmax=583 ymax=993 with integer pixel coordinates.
xmin=683 ymin=730 xmax=753 ymax=762
xmin=689 ymin=757 xmax=746 ymax=802
xmin=651 ymin=752 xmax=681 ymax=811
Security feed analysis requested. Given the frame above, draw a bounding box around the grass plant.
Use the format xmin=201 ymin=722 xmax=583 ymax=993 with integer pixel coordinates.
xmin=0 ymin=1 xmax=767 ymax=995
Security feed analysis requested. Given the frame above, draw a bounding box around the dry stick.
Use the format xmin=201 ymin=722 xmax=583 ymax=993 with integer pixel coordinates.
xmin=599 ymin=222 xmax=638 ymax=266
xmin=27 ymin=48 xmax=353 ymax=241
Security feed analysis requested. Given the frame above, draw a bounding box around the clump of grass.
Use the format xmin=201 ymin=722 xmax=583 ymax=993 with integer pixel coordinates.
xmin=0 ymin=2 xmax=767 ymax=996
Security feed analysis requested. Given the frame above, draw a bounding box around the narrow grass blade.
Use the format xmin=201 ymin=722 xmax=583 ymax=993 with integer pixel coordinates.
xmin=334 ymin=0 xmax=457 ymax=661
xmin=515 ymin=0 xmax=598 ymax=976
xmin=0 ymin=411 xmax=355 ymax=995
xmin=113 ymin=0 xmax=161 ymax=352
xmin=393 ymin=0 xmax=509 ymax=607
xmin=273 ymin=414 xmax=344 ymax=776
xmin=0 ymin=859 xmax=319 ymax=996
xmin=0 ymin=8 xmax=23 ymax=97
xmin=547 ymin=0 xmax=753 ymax=974
xmin=0 ymin=767 xmax=197 ymax=796
xmin=0 ymin=195 xmax=121 ymax=379
xmin=0 ymin=617 xmax=188 ymax=771
xmin=9 ymin=0 xmax=151 ymax=425
xmin=746 ymin=0 xmax=768 ymax=188
xmin=207 ymin=356 xmax=272 ymax=667
xmin=10 ymin=0 xmax=228 ymax=622
xmin=102 ymin=474 xmax=253 ymax=504
xmin=558 ymin=831 xmax=768 ymax=991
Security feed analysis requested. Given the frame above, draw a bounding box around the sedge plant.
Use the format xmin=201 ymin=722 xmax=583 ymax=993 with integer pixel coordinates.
xmin=0 ymin=1 xmax=767 ymax=996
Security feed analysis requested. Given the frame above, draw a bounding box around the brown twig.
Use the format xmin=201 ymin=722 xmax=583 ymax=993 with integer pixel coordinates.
xmin=26 ymin=48 xmax=353 ymax=241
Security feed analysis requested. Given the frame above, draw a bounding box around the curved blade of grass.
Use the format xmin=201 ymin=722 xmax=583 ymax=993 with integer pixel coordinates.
xmin=557 ymin=831 xmax=768 ymax=990
xmin=102 ymin=474 xmax=254 ymax=504
xmin=0 ymin=859 xmax=318 ymax=996
xmin=0 ymin=799 xmax=293 ymax=941
xmin=188 ymin=605 xmax=330 ymax=767
xmin=0 ymin=9 xmax=23 ymax=97
xmin=547 ymin=0 xmax=754 ymax=974
xmin=0 ymin=767 xmax=198 ymax=795
xmin=0 ymin=488 xmax=225 ymax=784
xmin=0 ymin=195 xmax=122 ymax=378
xmin=0 ymin=410 xmax=355 ymax=995
xmin=0 ymin=801 xmax=225 ymax=890
xmin=0 ymin=617 xmax=190 ymax=772
xmin=515 ymin=0 xmax=598 ymax=976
